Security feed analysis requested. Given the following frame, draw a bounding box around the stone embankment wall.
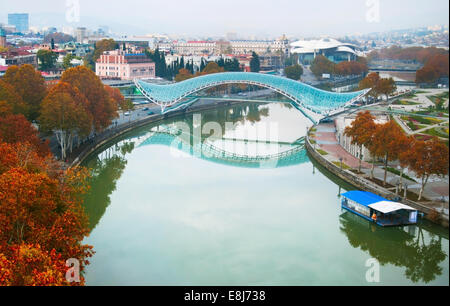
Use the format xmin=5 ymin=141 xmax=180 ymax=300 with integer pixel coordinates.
xmin=305 ymin=132 xmax=449 ymax=228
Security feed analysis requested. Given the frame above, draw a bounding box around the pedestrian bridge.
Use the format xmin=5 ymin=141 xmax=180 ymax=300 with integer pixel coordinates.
xmin=135 ymin=72 xmax=370 ymax=124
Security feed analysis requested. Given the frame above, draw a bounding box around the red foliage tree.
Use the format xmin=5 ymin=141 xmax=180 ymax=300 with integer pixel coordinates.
xmin=0 ymin=113 xmax=50 ymax=156
xmin=0 ymin=142 xmax=94 ymax=286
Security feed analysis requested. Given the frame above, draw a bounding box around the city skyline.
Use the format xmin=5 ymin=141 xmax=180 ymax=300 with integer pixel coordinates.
xmin=1 ymin=0 xmax=449 ymax=38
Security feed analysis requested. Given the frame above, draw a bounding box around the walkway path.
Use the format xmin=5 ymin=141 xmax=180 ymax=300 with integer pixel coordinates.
xmin=313 ymin=123 xmax=371 ymax=169
xmin=312 ymin=122 xmax=449 ymax=205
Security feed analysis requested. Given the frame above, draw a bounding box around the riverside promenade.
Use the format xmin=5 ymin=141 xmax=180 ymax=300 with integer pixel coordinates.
xmin=306 ymin=121 xmax=449 ymax=227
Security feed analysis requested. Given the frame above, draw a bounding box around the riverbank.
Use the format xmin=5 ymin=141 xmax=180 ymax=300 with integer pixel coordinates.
xmin=305 ymin=122 xmax=449 ymax=228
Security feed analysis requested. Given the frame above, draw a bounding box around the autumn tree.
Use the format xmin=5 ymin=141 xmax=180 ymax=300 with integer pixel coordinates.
xmin=175 ymin=68 xmax=194 ymax=82
xmin=359 ymin=72 xmax=380 ymax=98
xmin=2 ymin=64 xmax=47 ymax=121
xmin=335 ymin=60 xmax=368 ymax=76
xmin=0 ymin=141 xmax=94 ymax=286
xmin=407 ymin=137 xmax=449 ymax=201
xmin=61 ymin=66 xmax=118 ymax=131
xmin=0 ymin=113 xmax=50 ymax=156
xmin=344 ymin=111 xmax=377 ymax=172
xmin=369 ymin=120 xmax=404 ymax=185
xmin=0 ymin=79 xmax=27 ymax=115
xmin=93 ymin=39 xmax=118 ymax=63
xmin=197 ymin=62 xmax=225 ymax=76
xmin=377 ymin=77 xmax=396 ymax=99
xmin=310 ymin=55 xmax=335 ymax=77
xmin=40 ymin=82 xmax=93 ymax=160
xmin=105 ymin=85 xmax=134 ymax=115
xmin=416 ymin=54 xmax=449 ymax=84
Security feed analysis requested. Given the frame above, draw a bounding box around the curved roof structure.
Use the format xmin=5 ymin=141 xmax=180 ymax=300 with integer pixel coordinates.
xmin=290 ymin=38 xmax=359 ymax=55
xmin=135 ymin=72 xmax=369 ymax=123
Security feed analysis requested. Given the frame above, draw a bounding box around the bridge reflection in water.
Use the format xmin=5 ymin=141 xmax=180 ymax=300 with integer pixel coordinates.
xmin=135 ymin=125 xmax=308 ymax=169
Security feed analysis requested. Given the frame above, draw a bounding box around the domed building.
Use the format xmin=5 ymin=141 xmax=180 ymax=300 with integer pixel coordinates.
xmin=290 ymin=38 xmax=362 ymax=64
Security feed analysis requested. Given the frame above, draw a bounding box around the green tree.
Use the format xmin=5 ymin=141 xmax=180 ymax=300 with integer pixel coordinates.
xmin=250 ymin=52 xmax=260 ymax=72
xmin=37 ymin=49 xmax=58 ymax=71
xmin=63 ymin=54 xmax=75 ymax=70
xmin=284 ymin=64 xmax=303 ymax=80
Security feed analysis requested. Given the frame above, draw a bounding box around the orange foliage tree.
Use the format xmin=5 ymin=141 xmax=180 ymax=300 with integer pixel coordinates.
xmin=344 ymin=111 xmax=377 ymax=172
xmin=359 ymin=72 xmax=396 ymax=99
xmin=416 ymin=54 xmax=449 ymax=84
xmin=0 ymin=113 xmax=50 ymax=157
xmin=175 ymin=68 xmax=194 ymax=82
xmin=40 ymin=82 xmax=93 ymax=160
xmin=0 ymin=141 xmax=93 ymax=286
xmin=406 ymin=137 xmax=449 ymax=201
xmin=61 ymin=66 xmax=118 ymax=131
xmin=0 ymin=79 xmax=27 ymax=115
xmin=2 ymin=64 xmax=47 ymax=121
xmin=368 ymin=120 xmax=404 ymax=185
xmin=104 ymin=85 xmax=133 ymax=114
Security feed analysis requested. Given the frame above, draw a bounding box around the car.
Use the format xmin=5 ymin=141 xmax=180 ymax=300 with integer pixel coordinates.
xmin=124 ymin=112 xmax=130 ymax=116
xmin=143 ymin=107 xmax=150 ymax=111
xmin=147 ymin=111 xmax=155 ymax=115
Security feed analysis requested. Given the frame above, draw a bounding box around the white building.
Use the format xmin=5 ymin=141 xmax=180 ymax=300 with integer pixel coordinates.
xmin=335 ymin=115 xmax=389 ymax=162
xmin=291 ymin=38 xmax=363 ymax=64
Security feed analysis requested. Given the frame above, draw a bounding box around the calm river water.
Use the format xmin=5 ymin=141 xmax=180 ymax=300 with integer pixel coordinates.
xmin=82 ymin=102 xmax=449 ymax=286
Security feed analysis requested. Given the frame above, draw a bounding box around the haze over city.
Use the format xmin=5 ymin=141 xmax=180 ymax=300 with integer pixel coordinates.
xmin=1 ymin=0 xmax=449 ymax=37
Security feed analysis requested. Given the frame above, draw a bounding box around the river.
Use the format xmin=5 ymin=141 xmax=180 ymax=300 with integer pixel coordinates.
xmin=82 ymin=102 xmax=449 ymax=286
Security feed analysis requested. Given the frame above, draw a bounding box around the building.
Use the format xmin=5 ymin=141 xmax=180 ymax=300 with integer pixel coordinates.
xmin=230 ymin=36 xmax=290 ymax=55
xmin=95 ymin=49 xmax=155 ymax=80
xmin=291 ymin=38 xmax=362 ymax=64
xmin=0 ymin=48 xmax=37 ymax=68
xmin=8 ymin=13 xmax=29 ymax=33
xmin=173 ymin=41 xmax=216 ymax=56
xmin=259 ymin=54 xmax=283 ymax=71
xmin=335 ymin=115 xmax=388 ymax=162
xmin=0 ymin=28 xmax=6 ymax=48
xmin=76 ymin=27 xmax=87 ymax=44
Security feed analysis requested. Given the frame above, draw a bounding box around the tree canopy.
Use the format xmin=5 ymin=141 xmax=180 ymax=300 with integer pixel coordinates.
xmin=61 ymin=66 xmax=118 ymax=131
xmin=284 ymin=64 xmax=303 ymax=80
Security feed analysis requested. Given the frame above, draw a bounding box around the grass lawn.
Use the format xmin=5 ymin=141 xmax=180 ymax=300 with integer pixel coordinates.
xmin=393 ymin=100 xmax=420 ymax=105
xmin=423 ymin=127 xmax=449 ymax=139
xmin=383 ymin=167 xmax=417 ymax=183
xmin=332 ymin=161 xmax=351 ymax=170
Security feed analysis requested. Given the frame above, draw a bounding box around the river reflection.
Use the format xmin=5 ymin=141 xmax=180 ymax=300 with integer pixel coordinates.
xmin=82 ymin=102 xmax=448 ymax=286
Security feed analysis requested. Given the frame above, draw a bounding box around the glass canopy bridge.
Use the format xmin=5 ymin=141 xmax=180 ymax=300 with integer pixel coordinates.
xmin=135 ymin=72 xmax=370 ymax=124
xmin=120 ymin=125 xmax=309 ymax=169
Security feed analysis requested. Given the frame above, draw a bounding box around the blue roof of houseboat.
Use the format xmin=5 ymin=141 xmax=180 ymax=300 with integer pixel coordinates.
xmin=341 ymin=191 xmax=389 ymax=207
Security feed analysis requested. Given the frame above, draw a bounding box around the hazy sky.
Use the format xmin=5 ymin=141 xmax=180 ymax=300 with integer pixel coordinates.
xmin=1 ymin=0 xmax=449 ymax=38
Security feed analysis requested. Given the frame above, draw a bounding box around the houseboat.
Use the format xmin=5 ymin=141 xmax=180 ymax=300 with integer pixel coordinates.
xmin=341 ymin=191 xmax=418 ymax=227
